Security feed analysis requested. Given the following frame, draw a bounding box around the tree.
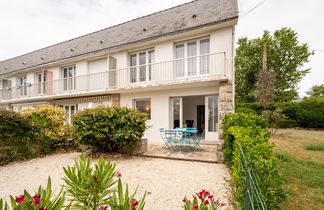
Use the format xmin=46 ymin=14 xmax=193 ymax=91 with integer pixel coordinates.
xmin=235 ymin=28 xmax=313 ymax=103
xmin=305 ymin=84 xmax=324 ymax=98
xmin=254 ymin=43 xmax=276 ymax=109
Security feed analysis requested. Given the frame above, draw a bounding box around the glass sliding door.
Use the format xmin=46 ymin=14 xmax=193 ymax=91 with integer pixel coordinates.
xmin=200 ymin=39 xmax=210 ymax=74
xmin=171 ymin=97 xmax=182 ymax=129
xmin=130 ymin=54 xmax=137 ymax=83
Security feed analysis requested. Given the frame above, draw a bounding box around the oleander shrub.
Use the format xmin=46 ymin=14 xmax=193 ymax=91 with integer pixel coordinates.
xmin=21 ymin=105 xmax=76 ymax=151
xmin=0 ymin=110 xmax=38 ymax=164
xmin=222 ymin=112 xmax=268 ymax=165
xmin=228 ymin=126 xmax=285 ymax=209
xmin=72 ymin=105 xmax=147 ymax=152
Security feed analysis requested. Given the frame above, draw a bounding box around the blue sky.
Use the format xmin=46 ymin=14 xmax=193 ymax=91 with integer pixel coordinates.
xmin=0 ymin=0 xmax=322 ymax=97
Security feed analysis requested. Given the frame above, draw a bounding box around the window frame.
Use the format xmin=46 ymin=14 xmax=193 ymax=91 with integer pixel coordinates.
xmin=128 ymin=49 xmax=155 ymax=83
xmin=61 ymin=65 xmax=76 ymax=91
xmin=134 ymin=98 xmax=151 ymax=120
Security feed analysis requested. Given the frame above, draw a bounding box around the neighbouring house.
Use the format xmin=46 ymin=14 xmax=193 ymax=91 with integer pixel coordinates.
xmin=0 ymin=0 xmax=238 ymax=141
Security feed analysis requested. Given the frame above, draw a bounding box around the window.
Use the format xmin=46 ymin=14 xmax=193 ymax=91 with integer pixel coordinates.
xmin=36 ymin=71 xmax=47 ymax=95
xmin=62 ymin=66 xmax=76 ymax=91
xmin=18 ymin=75 xmax=27 ymax=96
xmin=175 ymin=38 xmax=210 ymax=77
xmin=60 ymin=104 xmax=78 ymax=123
xmin=134 ymin=99 xmax=151 ymax=119
xmin=129 ymin=50 xmax=154 ymax=83
xmin=207 ymin=95 xmax=218 ymax=132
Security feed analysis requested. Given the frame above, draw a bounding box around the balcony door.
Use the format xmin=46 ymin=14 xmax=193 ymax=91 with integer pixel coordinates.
xmin=129 ymin=50 xmax=154 ymax=84
xmin=175 ymin=38 xmax=210 ymax=78
xmin=205 ymin=95 xmax=218 ymax=141
xmin=62 ymin=66 xmax=76 ymax=91
xmin=18 ymin=76 xmax=27 ymax=97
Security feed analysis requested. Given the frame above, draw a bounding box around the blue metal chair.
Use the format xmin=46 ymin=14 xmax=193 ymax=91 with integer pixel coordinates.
xmin=192 ymin=130 xmax=205 ymax=150
xmin=160 ymin=128 xmax=170 ymax=148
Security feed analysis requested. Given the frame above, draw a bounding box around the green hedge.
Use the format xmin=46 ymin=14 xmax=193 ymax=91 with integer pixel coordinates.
xmin=236 ymin=98 xmax=324 ymax=128
xmin=72 ymin=105 xmax=147 ymax=152
xmin=222 ymin=113 xmax=285 ymax=209
xmin=0 ymin=110 xmax=38 ymax=164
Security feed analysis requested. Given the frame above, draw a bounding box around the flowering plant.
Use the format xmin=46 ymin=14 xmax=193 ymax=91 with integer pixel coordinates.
xmin=183 ymin=190 xmax=226 ymax=210
xmin=0 ymin=177 xmax=65 ymax=210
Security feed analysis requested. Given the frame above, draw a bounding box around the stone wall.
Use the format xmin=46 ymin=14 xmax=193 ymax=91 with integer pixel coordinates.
xmin=218 ymin=81 xmax=234 ymax=138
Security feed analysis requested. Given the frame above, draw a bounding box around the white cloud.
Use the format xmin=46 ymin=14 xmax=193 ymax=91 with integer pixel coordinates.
xmin=0 ymin=0 xmax=322 ymax=97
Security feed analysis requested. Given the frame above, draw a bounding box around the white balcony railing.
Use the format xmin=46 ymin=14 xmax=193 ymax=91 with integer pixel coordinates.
xmin=0 ymin=52 xmax=227 ymax=101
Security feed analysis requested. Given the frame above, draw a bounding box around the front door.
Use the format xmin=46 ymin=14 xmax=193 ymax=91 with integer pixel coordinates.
xmin=205 ymin=95 xmax=218 ymax=141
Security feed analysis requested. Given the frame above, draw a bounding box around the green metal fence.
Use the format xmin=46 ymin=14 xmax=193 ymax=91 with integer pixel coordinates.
xmin=239 ymin=145 xmax=267 ymax=210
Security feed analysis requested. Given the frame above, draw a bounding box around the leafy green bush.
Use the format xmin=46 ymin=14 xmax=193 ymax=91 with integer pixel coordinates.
xmin=262 ymin=108 xmax=287 ymax=134
xmin=235 ymin=103 xmax=263 ymax=115
xmin=0 ymin=110 xmax=38 ymax=164
xmin=228 ymin=126 xmax=285 ymax=209
xmin=21 ymin=105 xmax=76 ymax=151
xmin=235 ymin=107 xmax=257 ymax=115
xmin=295 ymin=98 xmax=324 ymax=128
xmin=73 ymin=105 xmax=147 ymax=152
xmin=222 ymin=112 xmax=268 ymax=165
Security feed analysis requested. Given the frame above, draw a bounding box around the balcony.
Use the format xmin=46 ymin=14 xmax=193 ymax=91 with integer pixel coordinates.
xmin=0 ymin=52 xmax=227 ymax=102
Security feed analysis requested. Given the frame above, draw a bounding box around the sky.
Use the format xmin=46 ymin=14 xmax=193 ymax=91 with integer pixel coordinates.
xmin=0 ymin=0 xmax=322 ymax=97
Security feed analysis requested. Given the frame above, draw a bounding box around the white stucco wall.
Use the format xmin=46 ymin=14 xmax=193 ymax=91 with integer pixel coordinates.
xmin=119 ymin=84 xmax=219 ymax=142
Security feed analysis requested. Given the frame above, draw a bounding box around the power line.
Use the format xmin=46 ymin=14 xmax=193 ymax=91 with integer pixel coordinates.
xmin=242 ymin=0 xmax=267 ymax=17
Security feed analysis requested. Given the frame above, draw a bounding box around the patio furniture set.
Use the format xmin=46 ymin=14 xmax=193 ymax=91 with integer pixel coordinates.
xmin=159 ymin=127 xmax=205 ymax=151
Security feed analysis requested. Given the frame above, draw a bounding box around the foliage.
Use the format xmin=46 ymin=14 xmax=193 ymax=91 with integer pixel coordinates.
xmin=262 ymin=108 xmax=287 ymax=134
xmin=305 ymin=84 xmax=324 ymax=98
xmin=235 ymin=103 xmax=263 ymax=115
xmin=63 ymin=155 xmax=117 ymax=209
xmin=0 ymin=178 xmax=65 ymax=210
xmin=235 ymin=27 xmax=313 ymax=103
xmin=222 ymin=112 xmax=285 ymax=209
xmin=183 ymin=190 xmax=225 ymax=210
xmin=222 ymin=112 xmax=268 ymax=165
xmin=0 ymin=110 xmax=38 ymax=165
xmin=73 ymin=105 xmax=147 ymax=152
xmin=294 ymin=98 xmax=324 ymax=128
xmin=234 ymin=107 xmax=257 ymax=115
xmin=21 ymin=105 xmax=76 ymax=150
xmin=108 ymin=179 xmax=146 ymax=210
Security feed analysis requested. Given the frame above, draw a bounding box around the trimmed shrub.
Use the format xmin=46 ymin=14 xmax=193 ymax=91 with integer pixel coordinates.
xmin=228 ymin=126 xmax=285 ymax=209
xmin=222 ymin=112 xmax=268 ymax=165
xmin=0 ymin=110 xmax=38 ymax=164
xmin=72 ymin=105 xmax=147 ymax=152
xmin=222 ymin=112 xmax=285 ymax=209
xmin=235 ymin=107 xmax=257 ymax=115
xmin=21 ymin=105 xmax=76 ymax=151
xmin=235 ymin=103 xmax=263 ymax=115
xmin=295 ymin=98 xmax=324 ymax=128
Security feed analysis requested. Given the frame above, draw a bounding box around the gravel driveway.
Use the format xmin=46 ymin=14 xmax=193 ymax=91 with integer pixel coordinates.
xmin=0 ymin=152 xmax=233 ymax=209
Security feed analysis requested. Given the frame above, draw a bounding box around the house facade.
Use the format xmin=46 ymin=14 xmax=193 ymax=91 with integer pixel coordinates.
xmin=0 ymin=0 xmax=238 ymax=141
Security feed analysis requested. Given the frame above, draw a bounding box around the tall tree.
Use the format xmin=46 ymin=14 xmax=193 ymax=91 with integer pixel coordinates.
xmin=305 ymin=84 xmax=324 ymax=98
xmin=235 ymin=28 xmax=313 ymax=103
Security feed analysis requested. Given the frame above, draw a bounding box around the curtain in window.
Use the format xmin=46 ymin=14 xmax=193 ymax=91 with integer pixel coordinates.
xmin=175 ymin=44 xmax=185 ymax=77
xmin=188 ymin=42 xmax=197 ymax=76
xmin=130 ymin=54 xmax=137 ymax=83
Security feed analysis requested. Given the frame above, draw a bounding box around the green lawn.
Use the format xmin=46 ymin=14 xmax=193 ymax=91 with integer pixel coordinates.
xmin=271 ymin=132 xmax=324 ymax=210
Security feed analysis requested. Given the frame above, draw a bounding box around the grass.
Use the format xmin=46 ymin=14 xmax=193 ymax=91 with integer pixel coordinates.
xmin=271 ymin=132 xmax=324 ymax=210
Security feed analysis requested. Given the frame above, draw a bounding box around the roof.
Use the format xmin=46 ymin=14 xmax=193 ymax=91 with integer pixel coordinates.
xmin=0 ymin=0 xmax=238 ymax=76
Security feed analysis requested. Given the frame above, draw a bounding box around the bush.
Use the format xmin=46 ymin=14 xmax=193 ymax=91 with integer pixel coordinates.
xmin=235 ymin=107 xmax=257 ymax=115
xmin=235 ymin=103 xmax=263 ymax=115
xmin=262 ymin=108 xmax=287 ymax=134
xmin=21 ymin=105 xmax=76 ymax=151
xmin=295 ymin=98 xmax=324 ymax=128
xmin=222 ymin=112 xmax=268 ymax=165
xmin=228 ymin=126 xmax=285 ymax=209
xmin=73 ymin=105 xmax=147 ymax=152
xmin=0 ymin=110 xmax=38 ymax=164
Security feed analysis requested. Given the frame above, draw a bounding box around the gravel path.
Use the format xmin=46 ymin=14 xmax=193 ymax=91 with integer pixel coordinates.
xmin=0 ymin=152 xmax=233 ymax=209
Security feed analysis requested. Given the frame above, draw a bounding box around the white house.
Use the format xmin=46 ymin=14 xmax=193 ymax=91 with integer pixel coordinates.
xmin=0 ymin=0 xmax=238 ymax=141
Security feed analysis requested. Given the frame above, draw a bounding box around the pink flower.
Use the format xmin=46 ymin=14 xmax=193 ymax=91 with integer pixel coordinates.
xmin=193 ymin=205 xmax=199 ymax=210
xmin=93 ymin=176 xmax=99 ymax=183
xmin=208 ymin=195 xmax=213 ymax=200
xmin=203 ymin=200 xmax=209 ymax=205
xmin=131 ymin=199 xmax=138 ymax=207
xmin=15 ymin=194 xmax=24 ymax=204
xmin=115 ymin=172 xmax=121 ymax=178
xmin=32 ymin=195 xmax=41 ymax=205
xmin=100 ymin=205 xmax=109 ymax=210
xmin=39 ymin=208 xmax=46 ymax=210
xmin=183 ymin=199 xmax=190 ymax=204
